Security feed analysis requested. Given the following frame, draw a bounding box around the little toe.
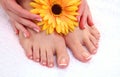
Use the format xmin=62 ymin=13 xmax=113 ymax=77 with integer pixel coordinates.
xmin=46 ymin=49 xmax=54 ymax=68
xmin=40 ymin=48 xmax=47 ymax=66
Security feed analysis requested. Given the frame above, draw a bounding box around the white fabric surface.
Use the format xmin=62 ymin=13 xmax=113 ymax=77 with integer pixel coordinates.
xmin=0 ymin=0 xmax=120 ymax=77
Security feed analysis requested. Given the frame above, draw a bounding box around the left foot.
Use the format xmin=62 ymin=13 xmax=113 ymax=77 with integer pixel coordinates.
xmin=64 ymin=25 xmax=100 ymax=62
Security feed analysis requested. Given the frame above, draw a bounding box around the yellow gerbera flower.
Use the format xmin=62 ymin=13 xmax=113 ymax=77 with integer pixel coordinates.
xmin=30 ymin=0 xmax=81 ymax=35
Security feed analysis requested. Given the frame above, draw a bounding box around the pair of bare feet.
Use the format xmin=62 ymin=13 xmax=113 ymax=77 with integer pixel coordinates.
xmin=18 ymin=0 xmax=100 ymax=68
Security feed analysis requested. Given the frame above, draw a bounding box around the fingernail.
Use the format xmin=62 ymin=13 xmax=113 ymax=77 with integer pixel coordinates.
xmin=36 ymin=18 xmax=42 ymax=21
xmin=23 ymin=33 xmax=27 ymax=38
xmin=59 ymin=58 xmax=67 ymax=66
xmin=33 ymin=28 xmax=40 ymax=32
xmin=82 ymin=52 xmax=92 ymax=60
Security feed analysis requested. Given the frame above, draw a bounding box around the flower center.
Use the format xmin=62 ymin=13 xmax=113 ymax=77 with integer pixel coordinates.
xmin=52 ymin=4 xmax=62 ymax=15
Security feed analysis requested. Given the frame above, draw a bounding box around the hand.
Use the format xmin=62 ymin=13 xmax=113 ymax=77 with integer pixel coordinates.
xmin=0 ymin=0 xmax=41 ymax=37
xmin=77 ymin=0 xmax=94 ymax=29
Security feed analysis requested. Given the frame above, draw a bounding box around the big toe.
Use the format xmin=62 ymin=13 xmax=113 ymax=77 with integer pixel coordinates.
xmin=56 ymin=44 xmax=69 ymax=68
xmin=68 ymin=42 xmax=92 ymax=62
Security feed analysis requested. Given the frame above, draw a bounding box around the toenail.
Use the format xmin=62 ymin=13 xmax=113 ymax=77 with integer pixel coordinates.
xmin=36 ymin=59 xmax=39 ymax=62
xmin=82 ymin=52 xmax=92 ymax=60
xmin=29 ymin=56 xmax=33 ymax=59
xmin=93 ymin=50 xmax=97 ymax=54
xmin=86 ymin=55 xmax=92 ymax=60
xmin=59 ymin=58 xmax=67 ymax=66
xmin=42 ymin=61 xmax=46 ymax=65
xmin=96 ymin=44 xmax=98 ymax=48
xmin=48 ymin=63 xmax=54 ymax=67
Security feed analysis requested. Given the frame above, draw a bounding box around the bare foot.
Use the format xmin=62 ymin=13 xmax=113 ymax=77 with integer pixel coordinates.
xmin=87 ymin=25 xmax=100 ymax=40
xmin=64 ymin=25 xmax=100 ymax=62
xmin=18 ymin=0 xmax=69 ymax=68
xmin=64 ymin=0 xmax=100 ymax=62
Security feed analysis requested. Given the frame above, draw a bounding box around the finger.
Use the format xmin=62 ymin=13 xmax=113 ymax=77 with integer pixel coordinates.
xmin=87 ymin=6 xmax=94 ymax=26
xmin=79 ymin=8 xmax=88 ymax=29
xmin=9 ymin=18 xmax=19 ymax=35
xmin=7 ymin=10 xmax=40 ymax=32
xmin=6 ymin=1 xmax=42 ymax=21
xmin=77 ymin=0 xmax=85 ymax=21
xmin=16 ymin=17 xmax=40 ymax=32
xmin=14 ymin=21 xmax=30 ymax=38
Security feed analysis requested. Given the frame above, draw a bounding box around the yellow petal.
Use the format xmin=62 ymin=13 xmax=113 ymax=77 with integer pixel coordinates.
xmin=42 ymin=5 xmax=49 ymax=9
xmin=66 ymin=0 xmax=79 ymax=6
xmin=30 ymin=2 xmax=41 ymax=8
xmin=56 ymin=25 xmax=61 ymax=33
xmin=56 ymin=17 xmax=61 ymax=26
xmin=42 ymin=23 xmax=49 ymax=30
xmin=39 ymin=0 xmax=48 ymax=5
xmin=37 ymin=22 xmax=44 ymax=26
xmin=66 ymin=15 xmax=77 ymax=21
xmin=30 ymin=9 xmax=40 ymax=14
xmin=43 ymin=13 xmax=52 ymax=21
xmin=48 ymin=26 xmax=54 ymax=34
xmin=34 ymin=0 xmax=40 ymax=3
xmin=66 ymin=6 xmax=78 ymax=11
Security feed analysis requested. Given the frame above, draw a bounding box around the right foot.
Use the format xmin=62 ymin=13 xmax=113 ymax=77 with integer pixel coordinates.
xmin=18 ymin=0 xmax=69 ymax=68
xmin=19 ymin=28 xmax=69 ymax=68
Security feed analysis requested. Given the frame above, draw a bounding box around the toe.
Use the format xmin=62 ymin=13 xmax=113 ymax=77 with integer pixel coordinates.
xmin=40 ymin=48 xmax=47 ymax=66
xmin=56 ymin=43 xmax=69 ymax=68
xmin=68 ymin=41 xmax=92 ymax=62
xmin=23 ymin=44 xmax=33 ymax=59
xmin=90 ymin=26 xmax=100 ymax=40
xmin=65 ymin=33 xmax=92 ymax=62
xmin=84 ymin=37 xmax=97 ymax=54
xmin=33 ymin=44 xmax=40 ymax=62
xmin=46 ymin=49 xmax=54 ymax=68
xmin=90 ymin=35 xmax=99 ymax=48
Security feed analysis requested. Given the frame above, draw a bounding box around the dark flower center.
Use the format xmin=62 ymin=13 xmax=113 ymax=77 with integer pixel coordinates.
xmin=52 ymin=4 xmax=62 ymax=15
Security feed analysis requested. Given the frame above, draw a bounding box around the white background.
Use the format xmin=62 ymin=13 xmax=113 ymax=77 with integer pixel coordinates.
xmin=0 ymin=0 xmax=120 ymax=77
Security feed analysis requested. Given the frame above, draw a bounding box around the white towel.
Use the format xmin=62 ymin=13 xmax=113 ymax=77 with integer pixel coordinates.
xmin=0 ymin=0 xmax=120 ymax=77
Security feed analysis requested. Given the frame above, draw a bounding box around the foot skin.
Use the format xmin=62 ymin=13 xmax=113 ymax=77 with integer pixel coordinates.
xmin=18 ymin=0 xmax=69 ymax=68
xmin=19 ymin=29 xmax=69 ymax=68
xmin=64 ymin=25 xmax=100 ymax=62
